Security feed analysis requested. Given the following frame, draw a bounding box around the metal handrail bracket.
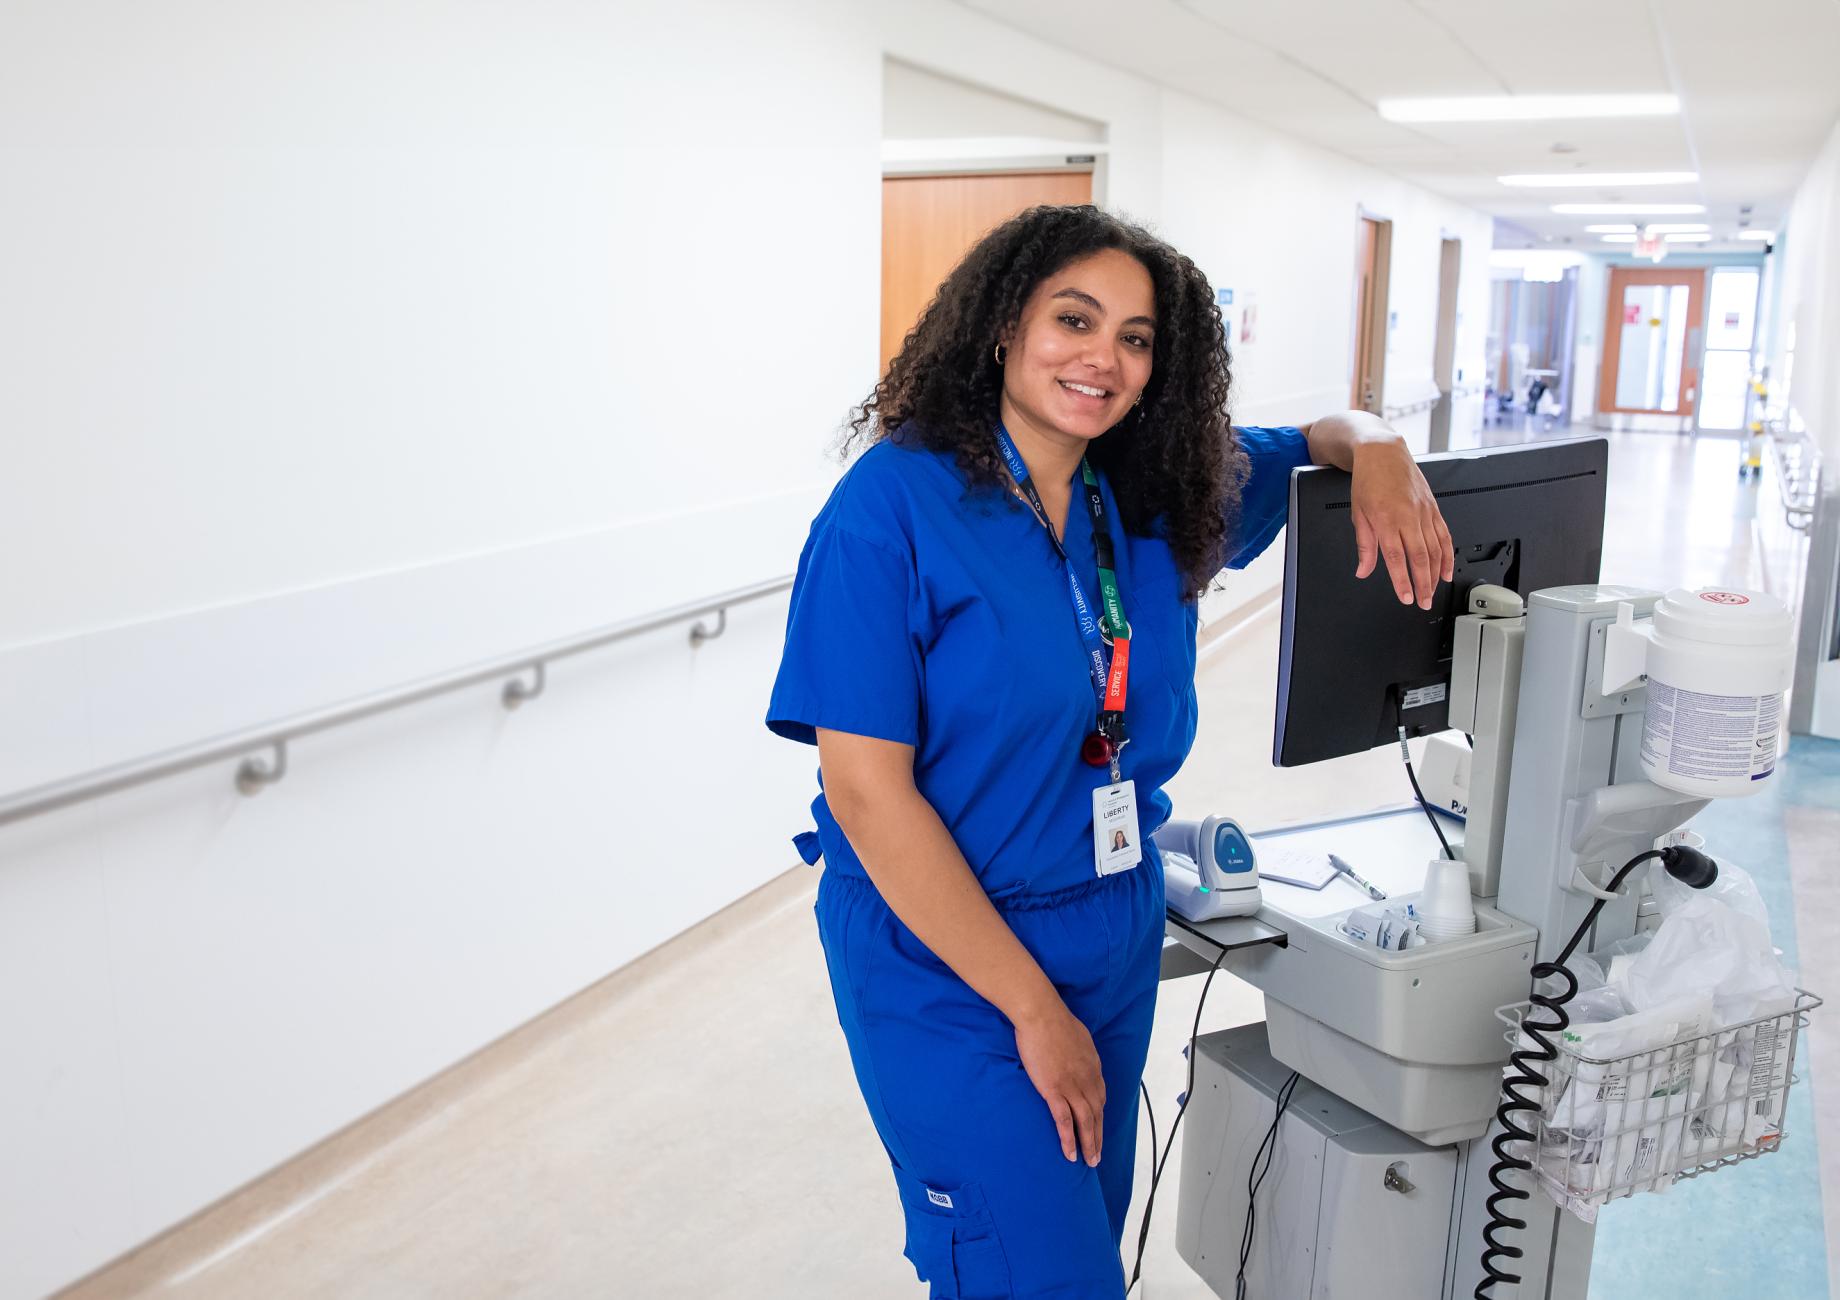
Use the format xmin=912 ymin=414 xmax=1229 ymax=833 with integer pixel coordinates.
xmin=0 ymin=574 xmax=794 ymax=827
xmin=1768 ymin=423 xmax=1822 ymax=533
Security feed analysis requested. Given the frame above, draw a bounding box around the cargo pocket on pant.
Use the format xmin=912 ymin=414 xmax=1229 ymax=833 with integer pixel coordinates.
xmin=890 ymin=1165 xmax=1013 ymax=1299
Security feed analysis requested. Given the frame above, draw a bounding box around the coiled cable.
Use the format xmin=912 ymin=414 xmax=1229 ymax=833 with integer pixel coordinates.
xmin=1476 ymin=843 xmax=1716 ymax=1297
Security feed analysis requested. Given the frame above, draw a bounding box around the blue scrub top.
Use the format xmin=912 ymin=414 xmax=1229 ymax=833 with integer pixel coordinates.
xmin=767 ymin=425 xmax=1311 ymax=900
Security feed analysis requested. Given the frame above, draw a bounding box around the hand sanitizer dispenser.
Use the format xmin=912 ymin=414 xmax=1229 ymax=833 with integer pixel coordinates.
xmin=1155 ymin=815 xmax=1262 ymax=921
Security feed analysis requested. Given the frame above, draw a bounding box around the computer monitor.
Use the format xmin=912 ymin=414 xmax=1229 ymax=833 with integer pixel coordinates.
xmin=1272 ymin=436 xmax=1609 ymax=767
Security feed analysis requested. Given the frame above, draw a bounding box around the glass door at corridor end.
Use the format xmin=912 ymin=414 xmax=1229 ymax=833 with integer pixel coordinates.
xmin=1597 ymin=265 xmax=1705 ymax=430
xmin=1696 ymin=267 xmax=1762 ymax=431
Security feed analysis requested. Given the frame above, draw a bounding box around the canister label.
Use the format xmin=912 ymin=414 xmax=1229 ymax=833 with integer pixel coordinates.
xmin=1640 ymin=682 xmax=1780 ymax=784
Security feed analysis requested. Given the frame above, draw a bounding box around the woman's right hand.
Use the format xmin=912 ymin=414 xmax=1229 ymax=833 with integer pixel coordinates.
xmin=1013 ymin=1002 xmax=1107 ymax=1166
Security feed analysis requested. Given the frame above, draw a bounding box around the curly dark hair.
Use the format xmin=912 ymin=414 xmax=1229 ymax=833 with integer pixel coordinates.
xmin=846 ymin=204 xmax=1247 ymax=598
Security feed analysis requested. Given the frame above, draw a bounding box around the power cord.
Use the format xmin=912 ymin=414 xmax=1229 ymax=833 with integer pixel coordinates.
xmin=1139 ymin=1079 xmax=1158 ymax=1200
xmin=1236 ymin=1069 xmax=1301 ymax=1299
xmin=1394 ymin=697 xmax=1456 ymax=860
xmin=1126 ymin=943 xmax=1229 ymax=1296
xmin=1476 ymin=843 xmax=1718 ymax=1298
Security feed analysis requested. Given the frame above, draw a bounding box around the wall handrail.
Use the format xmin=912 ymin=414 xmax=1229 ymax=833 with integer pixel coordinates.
xmin=1382 ymin=392 xmax=1444 ymax=420
xmin=0 ymin=574 xmax=795 ymax=829
xmin=1767 ymin=416 xmax=1822 ymax=533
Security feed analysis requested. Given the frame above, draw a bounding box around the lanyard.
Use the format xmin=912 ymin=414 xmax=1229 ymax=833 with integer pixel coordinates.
xmin=994 ymin=425 xmax=1130 ymax=779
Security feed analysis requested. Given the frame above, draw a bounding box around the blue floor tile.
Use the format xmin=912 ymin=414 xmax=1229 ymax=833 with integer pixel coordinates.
xmin=1588 ymin=738 xmax=1836 ymax=1299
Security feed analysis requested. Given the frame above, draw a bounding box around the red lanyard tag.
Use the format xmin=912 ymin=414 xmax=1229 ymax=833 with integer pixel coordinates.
xmin=1104 ymin=637 xmax=1130 ymax=714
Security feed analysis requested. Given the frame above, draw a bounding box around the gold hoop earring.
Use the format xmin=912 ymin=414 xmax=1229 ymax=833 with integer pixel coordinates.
xmin=993 ymin=343 xmax=1007 ymax=365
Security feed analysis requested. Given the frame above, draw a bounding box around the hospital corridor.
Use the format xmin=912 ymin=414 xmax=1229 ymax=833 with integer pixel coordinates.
xmin=5 ymin=4 xmax=1840 ymax=1300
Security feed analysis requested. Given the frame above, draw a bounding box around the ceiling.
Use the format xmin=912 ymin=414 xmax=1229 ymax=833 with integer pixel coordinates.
xmin=957 ymin=0 xmax=1840 ymax=251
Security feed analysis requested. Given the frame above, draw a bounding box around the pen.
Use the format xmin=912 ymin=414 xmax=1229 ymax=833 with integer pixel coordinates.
xmin=1328 ymin=853 xmax=1387 ymax=901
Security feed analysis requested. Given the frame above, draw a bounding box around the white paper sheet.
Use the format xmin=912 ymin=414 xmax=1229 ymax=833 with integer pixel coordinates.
xmin=1249 ymin=806 xmax=1463 ymax=921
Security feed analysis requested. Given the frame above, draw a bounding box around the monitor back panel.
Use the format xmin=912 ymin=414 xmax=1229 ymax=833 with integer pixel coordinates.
xmin=1273 ymin=437 xmax=1608 ymax=767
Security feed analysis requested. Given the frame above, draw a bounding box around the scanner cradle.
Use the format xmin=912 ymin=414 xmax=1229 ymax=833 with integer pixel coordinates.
xmin=1154 ymin=815 xmax=1261 ymax=921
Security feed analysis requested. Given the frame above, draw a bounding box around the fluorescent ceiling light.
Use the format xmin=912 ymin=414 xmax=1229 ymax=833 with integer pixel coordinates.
xmin=1643 ymin=223 xmax=1709 ymax=234
xmin=1585 ymin=224 xmax=1638 ymax=233
xmin=1739 ymin=230 xmax=1776 ymax=241
xmin=1664 ymin=232 xmax=1712 ymax=242
xmin=1500 ymin=171 xmax=1697 ymax=188
xmin=1552 ymin=203 xmax=1707 ymax=215
xmin=1379 ymin=94 xmax=1679 ymax=122
xmin=1601 ymin=235 xmax=1638 ymax=243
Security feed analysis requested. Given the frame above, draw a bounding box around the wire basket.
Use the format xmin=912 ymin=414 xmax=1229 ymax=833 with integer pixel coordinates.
xmin=1496 ymin=990 xmax=1822 ymax=1219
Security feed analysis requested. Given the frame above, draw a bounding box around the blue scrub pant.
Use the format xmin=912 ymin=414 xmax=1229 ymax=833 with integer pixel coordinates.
xmin=814 ymin=863 xmax=1164 ymax=1298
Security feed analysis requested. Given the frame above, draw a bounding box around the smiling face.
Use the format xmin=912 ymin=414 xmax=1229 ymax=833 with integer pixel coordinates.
xmin=998 ymin=247 xmax=1156 ymax=451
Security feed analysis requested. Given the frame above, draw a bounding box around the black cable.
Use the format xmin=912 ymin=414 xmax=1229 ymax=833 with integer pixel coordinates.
xmin=1127 ymin=943 xmax=1228 ymax=1295
xmin=1236 ymin=1069 xmax=1301 ymax=1299
xmin=1125 ymin=1086 xmax=1154 ymax=1300
xmin=1139 ymin=1080 xmax=1159 ymax=1216
xmin=1476 ymin=845 xmax=1715 ymax=1297
xmin=1394 ymin=696 xmax=1456 ymax=859
xmin=1400 ymin=735 xmax=1454 ymax=859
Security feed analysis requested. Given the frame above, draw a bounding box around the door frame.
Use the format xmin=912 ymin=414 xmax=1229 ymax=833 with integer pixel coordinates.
xmin=1596 ymin=264 xmax=1707 ymax=419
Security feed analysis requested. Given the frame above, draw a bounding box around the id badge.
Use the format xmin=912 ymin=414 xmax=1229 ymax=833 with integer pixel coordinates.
xmin=1093 ymin=780 xmax=1143 ymax=877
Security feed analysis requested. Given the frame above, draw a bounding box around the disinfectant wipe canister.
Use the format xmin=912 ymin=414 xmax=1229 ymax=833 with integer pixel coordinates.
xmin=1602 ymin=587 xmax=1793 ymax=798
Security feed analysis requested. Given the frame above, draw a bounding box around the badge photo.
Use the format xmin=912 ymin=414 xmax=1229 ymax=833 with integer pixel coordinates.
xmin=1093 ymin=780 xmax=1142 ymax=876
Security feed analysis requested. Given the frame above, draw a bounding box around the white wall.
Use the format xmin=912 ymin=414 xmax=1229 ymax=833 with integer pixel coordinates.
xmin=1155 ymin=91 xmax=1494 ymax=618
xmin=1773 ymin=114 xmax=1840 ymax=736
xmin=0 ymin=3 xmax=881 ymax=1294
xmin=1775 ymin=116 xmax=1840 ymax=461
xmin=1158 ymin=90 xmax=1492 ymax=436
xmin=0 ymin=4 xmax=1494 ymax=1294
xmin=884 ymin=58 xmax=1104 ymax=142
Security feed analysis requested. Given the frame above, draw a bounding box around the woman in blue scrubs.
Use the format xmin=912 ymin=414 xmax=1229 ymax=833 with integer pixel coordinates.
xmin=767 ymin=206 xmax=1453 ymax=1298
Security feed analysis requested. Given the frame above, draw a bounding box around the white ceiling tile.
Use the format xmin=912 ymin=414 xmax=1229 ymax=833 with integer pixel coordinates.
xmin=952 ymin=0 xmax=1840 ymax=242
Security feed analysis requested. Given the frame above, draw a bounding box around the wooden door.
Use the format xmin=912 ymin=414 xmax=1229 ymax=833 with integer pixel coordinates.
xmin=1350 ymin=216 xmax=1392 ymax=414
xmin=1430 ymin=236 xmax=1461 ymax=450
xmin=1596 ymin=265 xmax=1707 ymax=417
xmin=880 ymin=171 xmax=1093 ymax=376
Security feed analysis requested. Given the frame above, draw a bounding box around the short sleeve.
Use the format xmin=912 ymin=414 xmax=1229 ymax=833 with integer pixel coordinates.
xmin=766 ymin=521 xmax=923 ymax=748
xmin=1223 ymin=425 xmax=1313 ymax=570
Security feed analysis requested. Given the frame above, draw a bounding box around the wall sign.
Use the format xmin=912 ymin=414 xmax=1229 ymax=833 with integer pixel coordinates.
xmin=1214 ymin=285 xmax=1256 ymax=347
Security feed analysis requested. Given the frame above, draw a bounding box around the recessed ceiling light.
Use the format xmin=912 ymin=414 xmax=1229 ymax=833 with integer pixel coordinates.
xmin=1643 ymin=223 xmax=1709 ymax=233
xmin=1601 ymin=235 xmax=1638 ymax=243
xmin=1739 ymin=230 xmax=1776 ymax=241
xmin=1664 ymin=232 xmax=1712 ymax=242
xmin=1500 ymin=171 xmax=1697 ymax=188
xmin=1377 ymin=94 xmax=1679 ymax=123
xmin=1552 ymin=203 xmax=1707 ymax=215
xmin=1584 ymin=224 xmax=1638 ymax=233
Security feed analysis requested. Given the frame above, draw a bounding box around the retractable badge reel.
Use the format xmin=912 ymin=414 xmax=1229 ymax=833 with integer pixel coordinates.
xmin=1090 ymin=614 xmax=1139 ymax=877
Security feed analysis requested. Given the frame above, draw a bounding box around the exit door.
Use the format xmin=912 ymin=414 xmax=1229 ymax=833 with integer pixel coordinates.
xmin=1597 ymin=266 xmax=1706 ymax=421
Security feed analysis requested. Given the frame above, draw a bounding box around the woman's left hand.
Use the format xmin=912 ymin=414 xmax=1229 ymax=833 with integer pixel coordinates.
xmin=1347 ymin=436 xmax=1454 ymax=610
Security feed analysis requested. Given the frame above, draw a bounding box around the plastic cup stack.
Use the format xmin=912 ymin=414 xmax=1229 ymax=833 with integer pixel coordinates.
xmin=1416 ymin=855 xmax=1476 ymax=942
